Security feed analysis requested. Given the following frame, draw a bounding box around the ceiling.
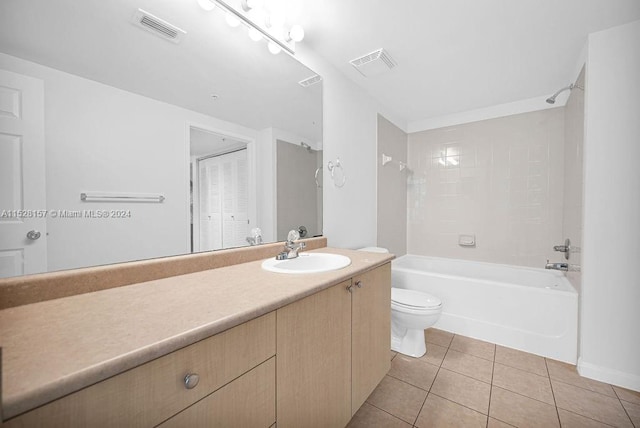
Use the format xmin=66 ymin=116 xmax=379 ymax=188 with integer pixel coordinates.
xmin=294 ymin=0 xmax=640 ymax=126
xmin=1 ymin=1 xmax=639 ymax=134
xmin=0 ymin=0 xmax=322 ymax=142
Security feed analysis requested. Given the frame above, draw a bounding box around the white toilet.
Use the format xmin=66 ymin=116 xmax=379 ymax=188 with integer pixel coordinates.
xmin=358 ymin=247 xmax=443 ymax=358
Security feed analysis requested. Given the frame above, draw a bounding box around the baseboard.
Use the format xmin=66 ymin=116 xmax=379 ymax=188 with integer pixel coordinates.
xmin=578 ymin=358 xmax=640 ymax=392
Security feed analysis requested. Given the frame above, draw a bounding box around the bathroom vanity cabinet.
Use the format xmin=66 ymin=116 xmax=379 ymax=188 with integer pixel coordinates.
xmin=276 ymin=263 xmax=391 ymax=427
xmin=3 ymin=313 xmax=277 ymax=427
xmin=0 ymin=249 xmax=392 ymax=427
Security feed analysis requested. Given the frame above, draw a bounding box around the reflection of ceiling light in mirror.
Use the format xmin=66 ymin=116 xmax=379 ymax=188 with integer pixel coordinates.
xmin=288 ymin=24 xmax=304 ymax=42
xmin=197 ymin=0 xmax=216 ymax=11
xmin=247 ymin=0 xmax=264 ymax=10
xmin=225 ymin=13 xmax=241 ymax=27
xmin=248 ymin=27 xmax=262 ymax=41
xmin=268 ymin=41 xmax=282 ymax=54
xmin=268 ymin=10 xmax=286 ymax=28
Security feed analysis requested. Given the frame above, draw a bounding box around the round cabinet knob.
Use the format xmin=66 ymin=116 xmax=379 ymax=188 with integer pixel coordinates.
xmin=355 ymin=280 xmax=362 ymax=288
xmin=346 ymin=284 xmax=354 ymax=293
xmin=26 ymin=230 xmax=41 ymax=240
xmin=184 ymin=373 xmax=200 ymax=390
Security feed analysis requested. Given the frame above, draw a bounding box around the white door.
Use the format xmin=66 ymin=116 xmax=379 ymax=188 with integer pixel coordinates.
xmin=0 ymin=69 xmax=47 ymax=278
xmin=197 ymin=149 xmax=249 ymax=251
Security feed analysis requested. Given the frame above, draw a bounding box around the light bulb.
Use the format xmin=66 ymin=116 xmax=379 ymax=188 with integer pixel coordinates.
xmin=225 ymin=13 xmax=240 ymax=27
xmin=268 ymin=10 xmax=286 ymax=28
xmin=288 ymin=24 xmax=304 ymax=42
xmin=247 ymin=0 xmax=264 ymax=9
xmin=197 ymin=0 xmax=216 ymax=11
xmin=248 ymin=27 xmax=262 ymax=41
xmin=268 ymin=41 xmax=282 ymax=55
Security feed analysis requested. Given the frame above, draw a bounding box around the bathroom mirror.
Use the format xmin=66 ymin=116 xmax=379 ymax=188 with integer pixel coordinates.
xmin=0 ymin=0 xmax=322 ymax=278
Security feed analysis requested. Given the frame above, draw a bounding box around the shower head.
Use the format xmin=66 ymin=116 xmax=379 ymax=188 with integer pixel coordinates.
xmin=546 ymin=83 xmax=575 ymax=104
xmin=300 ymin=142 xmax=312 ymax=152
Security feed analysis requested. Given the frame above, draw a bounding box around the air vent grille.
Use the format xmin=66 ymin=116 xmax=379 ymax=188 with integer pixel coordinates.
xmin=299 ymin=74 xmax=323 ymax=87
xmin=133 ymin=9 xmax=186 ymax=43
xmin=349 ymin=48 xmax=397 ymax=77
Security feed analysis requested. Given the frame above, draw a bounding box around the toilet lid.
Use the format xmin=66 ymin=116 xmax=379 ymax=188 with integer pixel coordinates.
xmin=391 ymin=288 xmax=442 ymax=310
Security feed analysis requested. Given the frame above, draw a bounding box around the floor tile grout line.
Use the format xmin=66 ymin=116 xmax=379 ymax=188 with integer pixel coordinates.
xmin=411 ymin=340 xmax=453 ymax=426
xmin=486 ymin=343 xmax=496 ymax=428
xmin=427 ymin=391 xmax=490 ymax=418
xmin=364 ymin=401 xmax=417 ymax=426
xmin=550 ymin=376 xmax=621 ymax=400
xmin=491 ymin=384 xmax=558 ymax=409
xmin=612 ymin=386 xmax=638 ymax=428
xmin=559 ymin=408 xmax=621 ymax=428
xmin=493 ymin=359 xmax=550 ymax=379
xmin=544 ymin=357 xmax=562 ymax=427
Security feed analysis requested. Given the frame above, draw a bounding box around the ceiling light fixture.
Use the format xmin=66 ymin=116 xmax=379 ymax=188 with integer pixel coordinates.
xmin=197 ymin=0 xmax=216 ymax=11
xmin=197 ymin=0 xmax=304 ymax=55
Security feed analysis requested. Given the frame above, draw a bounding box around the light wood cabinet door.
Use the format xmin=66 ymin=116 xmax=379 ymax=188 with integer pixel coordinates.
xmin=276 ymin=280 xmax=352 ymax=428
xmin=159 ymin=357 xmax=275 ymax=428
xmin=351 ymin=263 xmax=391 ymax=414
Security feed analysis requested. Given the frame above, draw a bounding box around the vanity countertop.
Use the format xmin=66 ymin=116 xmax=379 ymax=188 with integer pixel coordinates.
xmin=0 ymin=247 xmax=393 ymax=420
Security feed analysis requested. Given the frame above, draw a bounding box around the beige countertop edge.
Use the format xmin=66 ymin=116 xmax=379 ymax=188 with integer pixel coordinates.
xmin=2 ymin=248 xmax=394 ymax=420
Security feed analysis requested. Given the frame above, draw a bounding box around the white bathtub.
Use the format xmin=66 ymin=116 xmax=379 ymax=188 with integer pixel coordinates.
xmin=392 ymin=255 xmax=578 ymax=363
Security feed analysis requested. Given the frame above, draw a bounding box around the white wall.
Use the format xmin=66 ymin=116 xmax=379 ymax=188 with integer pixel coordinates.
xmin=0 ymin=53 xmax=262 ymax=272
xmin=579 ymin=19 xmax=640 ymax=391
xmin=296 ymin=46 xmax=406 ymax=250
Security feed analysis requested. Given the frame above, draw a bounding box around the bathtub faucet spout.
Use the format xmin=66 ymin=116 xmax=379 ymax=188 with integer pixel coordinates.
xmin=545 ymin=260 xmax=569 ymax=271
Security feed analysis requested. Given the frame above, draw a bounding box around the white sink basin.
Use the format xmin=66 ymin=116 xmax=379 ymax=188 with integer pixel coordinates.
xmin=261 ymin=253 xmax=351 ymax=274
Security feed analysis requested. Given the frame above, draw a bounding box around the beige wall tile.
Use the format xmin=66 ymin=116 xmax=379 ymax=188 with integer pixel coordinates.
xmin=407 ymin=109 xmax=565 ymax=268
xmin=430 ymin=368 xmax=491 ymax=414
xmin=489 ymin=386 xmax=560 ymax=427
xmin=415 ymin=394 xmax=487 ymax=428
xmin=552 ymin=379 xmax=633 ymax=427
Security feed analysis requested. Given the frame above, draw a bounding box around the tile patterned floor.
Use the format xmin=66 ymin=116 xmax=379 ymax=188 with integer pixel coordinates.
xmin=348 ymin=329 xmax=640 ymax=428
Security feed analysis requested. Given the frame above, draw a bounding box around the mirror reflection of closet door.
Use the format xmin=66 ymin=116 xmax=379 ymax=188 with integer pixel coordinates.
xmin=196 ymin=149 xmax=249 ymax=252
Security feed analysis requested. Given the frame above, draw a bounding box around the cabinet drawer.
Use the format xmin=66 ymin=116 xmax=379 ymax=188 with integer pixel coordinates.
xmin=159 ymin=357 xmax=275 ymax=428
xmin=6 ymin=312 xmax=276 ymax=427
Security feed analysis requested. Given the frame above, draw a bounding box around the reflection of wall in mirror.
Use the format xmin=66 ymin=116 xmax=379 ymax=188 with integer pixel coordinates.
xmin=0 ymin=52 xmax=271 ymax=273
xmin=275 ymin=139 xmax=323 ymax=241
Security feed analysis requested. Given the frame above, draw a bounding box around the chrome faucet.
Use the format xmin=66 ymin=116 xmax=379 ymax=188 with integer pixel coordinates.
xmin=246 ymin=227 xmax=263 ymax=246
xmin=276 ymin=229 xmax=306 ymax=260
xmin=545 ymin=260 xmax=569 ymax=271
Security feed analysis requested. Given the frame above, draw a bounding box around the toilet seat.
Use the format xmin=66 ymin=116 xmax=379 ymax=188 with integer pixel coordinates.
xmin=391 ymin=288 xmax=442 ymax=311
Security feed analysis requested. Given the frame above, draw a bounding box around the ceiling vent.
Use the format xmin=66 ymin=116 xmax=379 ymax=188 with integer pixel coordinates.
xmin=299 ymin=74 xmax=323 ymax=87
xmin=349 ymin=48 xmax=397 ymax=77
xmin=132 ymin=9 xmax=186 ymax=43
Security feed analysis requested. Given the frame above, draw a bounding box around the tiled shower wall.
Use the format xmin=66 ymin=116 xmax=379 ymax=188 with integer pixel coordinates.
xmin=407 ymin=109 xmax=565 ymax=268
